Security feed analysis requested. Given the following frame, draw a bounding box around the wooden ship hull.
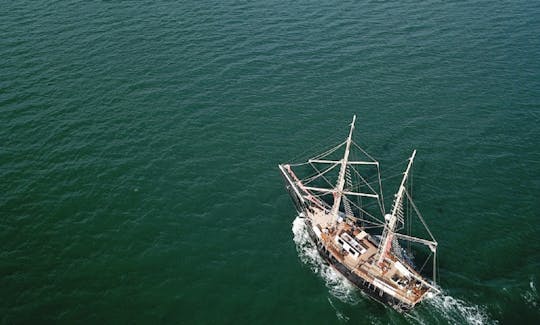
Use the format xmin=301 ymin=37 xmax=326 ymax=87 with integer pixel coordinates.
xmin=304 ymin=214 xmax=416 ymax=312
xmin=279 ymin=116 xmax=440 ymax=312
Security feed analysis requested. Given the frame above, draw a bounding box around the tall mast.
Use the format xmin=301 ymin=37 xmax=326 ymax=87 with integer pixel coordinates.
xmin=330 ymin=115 xmax=356 ymax=219
xmin=376 ymin=149 xmax=416 ymax=266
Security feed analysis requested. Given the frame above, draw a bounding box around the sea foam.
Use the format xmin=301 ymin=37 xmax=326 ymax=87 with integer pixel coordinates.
xmin=291 ymin=216 xmax=496 ymax=324
xmin=292 ymin=216 xmax=359 ymax=305
xmin=421 ymin=294 xmax=494 ymax=325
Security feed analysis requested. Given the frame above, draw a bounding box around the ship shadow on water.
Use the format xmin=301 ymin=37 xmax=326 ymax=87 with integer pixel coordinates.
xmin=291 ymin=216 xmax=495 ymax=324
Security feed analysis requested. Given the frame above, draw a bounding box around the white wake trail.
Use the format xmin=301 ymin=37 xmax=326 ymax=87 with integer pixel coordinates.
xmin=421 ymin=293 xmax=495 ymax=325
xmin=291 ymin=215 xmax=497 ymax=324
xmin=292 ymin=216 xmax=359 ymax=305
xmin=522 ymin=276 xmax=538 ymax=309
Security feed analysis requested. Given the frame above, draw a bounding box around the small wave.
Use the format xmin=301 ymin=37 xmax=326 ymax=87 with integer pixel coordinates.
xmin=291 ymin=216 xmax=497 ymax=324
xmin=328 ymin=297 xmax=350 ymax=323
xmin=522 ymin=276 xmax=538 ymax=308
xmin=421 ymin=293 xmax=495 ymax=325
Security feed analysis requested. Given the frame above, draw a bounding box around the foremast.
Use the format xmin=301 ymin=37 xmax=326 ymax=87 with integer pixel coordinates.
xmin=376 ymin=150 xmax=416 ymax=266
xmin=330 ymin=115 xmax=356 ymax=219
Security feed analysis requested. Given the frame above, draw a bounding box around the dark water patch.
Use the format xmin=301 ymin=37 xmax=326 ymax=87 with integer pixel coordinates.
xmin=2 ymin=0 xmax=540 ymax=323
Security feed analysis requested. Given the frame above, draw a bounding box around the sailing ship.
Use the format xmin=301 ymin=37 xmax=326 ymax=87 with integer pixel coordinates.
xmin=279 ymin=116 xmax=440 ymax=312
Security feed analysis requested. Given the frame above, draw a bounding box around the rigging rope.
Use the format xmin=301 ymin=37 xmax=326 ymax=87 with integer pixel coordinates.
xmin=345 ymin=196 xmax=384 ymax=226
xmin=417 ymin=251 xmax=433 ymax=274
xmin=351 ymin=141 xmax=378 ymax=162
xmin=303 ymin=162 xmax=339 ymax=186
xmin=286 ymin=126 xmax=346 ymax=163
xmin=348 ymin=165 xmax=379 ymax=196
xmin=310 ymin=140 xmax=346 ymax=160
xmin=392 ymin=236 xmax=404 ymax=261
xmin=404 ymin=189 xmax=436 ymax=242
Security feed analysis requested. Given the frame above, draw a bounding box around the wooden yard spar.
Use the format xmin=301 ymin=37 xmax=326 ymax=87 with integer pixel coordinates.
xmin=279 ymin=116 xmax=441 ymax=312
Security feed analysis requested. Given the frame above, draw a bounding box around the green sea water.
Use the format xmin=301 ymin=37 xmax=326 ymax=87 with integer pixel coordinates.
xmin=1 ymin=0 xmax=540 ymax=324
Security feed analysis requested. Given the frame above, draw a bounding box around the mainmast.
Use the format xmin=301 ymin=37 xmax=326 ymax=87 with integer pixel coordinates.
xmin=376 ymin=149 xmax=416 ymax=266
xmin=330 ymin=115 xmax=356 ymax=219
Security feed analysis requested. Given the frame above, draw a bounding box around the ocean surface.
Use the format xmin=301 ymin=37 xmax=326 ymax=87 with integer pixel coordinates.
xmin=1 ymin=1 xmax=539 ymax=324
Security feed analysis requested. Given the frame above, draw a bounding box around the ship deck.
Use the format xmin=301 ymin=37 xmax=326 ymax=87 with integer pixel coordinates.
xmin=308 ymin=208 xmax=429 ymax=306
